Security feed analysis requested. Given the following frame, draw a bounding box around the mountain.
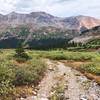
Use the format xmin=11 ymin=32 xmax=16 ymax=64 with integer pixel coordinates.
xmin=0 ymin=12 xmax=100 ymax=48
xmin=71 ymin=26 xmax=100 ymax=43
xmin=0 ymin=12 xmax=61 ymax=32
xmin=0 ymin=12 xmax=100 ymax=33
xmin=62 ymin=15 xmax=100 ymax=30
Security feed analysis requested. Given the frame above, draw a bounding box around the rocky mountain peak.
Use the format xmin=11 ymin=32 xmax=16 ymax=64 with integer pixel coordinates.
xmin=0 ymin=12 xmax=99 ymax=32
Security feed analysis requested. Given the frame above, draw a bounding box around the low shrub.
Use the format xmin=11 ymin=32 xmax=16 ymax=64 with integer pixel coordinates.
xmin=42 ymin=51 xmax=93 ymax=61
xmin=80 ymin=63 xmax=100 ymax=75
xmin=14 ymin=47 xmax=31 ymax=63
xmin=13 ymin=59 xmax=46 ymax=86
xmin=0 ymin=50 xmax=46 ymax=98
xmin=0 ymin=63 xmax=15 ymax=96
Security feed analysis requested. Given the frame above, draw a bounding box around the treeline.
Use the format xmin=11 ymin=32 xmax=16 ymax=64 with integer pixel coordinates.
xmin=27 ymin=38 xmax=100 ymax=50
xmin=0 ymin=26 xmax=99 ymax=50
xmin=67 ymin=39 xmax=100 ymax=51
xmin=0 ymin=36 xmax=100 ymax=50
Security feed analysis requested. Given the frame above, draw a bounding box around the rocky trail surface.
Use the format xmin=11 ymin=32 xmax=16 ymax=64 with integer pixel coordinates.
xmin=18 ymin=60 xmax=100 ymax=100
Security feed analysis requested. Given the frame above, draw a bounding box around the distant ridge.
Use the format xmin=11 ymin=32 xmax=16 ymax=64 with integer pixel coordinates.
xmin=0 ymin=11 xmax=100 ymax=48
xmin=71 ymin=25 xmax=100 ymax=43
xmin=0 ymin=11 xmax=100 ymax=32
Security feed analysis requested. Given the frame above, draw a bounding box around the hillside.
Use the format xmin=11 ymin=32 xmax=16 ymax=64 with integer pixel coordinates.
xmin=0 ymin=12 xmax=100 ymax=100
xmin=0 ymin=12 xmax=100 ymax=48
xmin=62 ymin=15 xmax=100 ymax=30
xmin=71 ymin=26 xmax=100 ymax=43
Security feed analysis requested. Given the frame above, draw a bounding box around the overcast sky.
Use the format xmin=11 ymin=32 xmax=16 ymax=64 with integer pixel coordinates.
xmin=0 ymin=0 xmax=100 ymax=18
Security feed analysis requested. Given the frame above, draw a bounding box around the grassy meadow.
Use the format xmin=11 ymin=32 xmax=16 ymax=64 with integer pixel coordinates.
xmin=0 ymin=49 xmax=100 ymax=99
xmin=0 ymin=49 xmax=46 ymax=99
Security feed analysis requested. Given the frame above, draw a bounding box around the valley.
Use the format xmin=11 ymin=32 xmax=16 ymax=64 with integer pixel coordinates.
xmin=0 ymin=12 xmax=100 ymax=100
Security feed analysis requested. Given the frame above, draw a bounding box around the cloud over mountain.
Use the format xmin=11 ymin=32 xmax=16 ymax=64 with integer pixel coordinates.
xmin=0 ymin=0 xmax=100 ymax=18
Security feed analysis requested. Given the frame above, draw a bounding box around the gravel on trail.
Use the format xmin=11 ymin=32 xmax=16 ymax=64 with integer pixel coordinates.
xmin=18 ymin=60 xmax=100 ymax=100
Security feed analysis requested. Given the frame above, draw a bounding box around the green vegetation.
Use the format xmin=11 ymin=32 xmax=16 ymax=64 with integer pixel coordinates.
xmin=67 ymin=39 xmax=100 ymax=51
xmin=14 ymin=45 xmax=31 ymax=63
xmin=49 ymin=79 xmax=67 ymax=100
xmin=0 ymin=62 xmax=14 ymax=97
xmin=85 ymin=39 xmax=100 ymax=49
xmin=0 ymin=26 xmax=99 ymax=50
xmin=81 ymin=63 xmax=100 ymax=75
xmin=29 ymin=50 xmax=100 ymax=76
xmin=49 ymin=83 xmax=66 ymax=100
xmin=0 ymin=50 xmax=46 ymax=99
xmin=86 ymin=39 xmax=100 ymax=46
xmin=30 ymin=50 xmax=95 ymax=61
xmin=9 ymin=26 xmax=30 ymax=37
xmin=0 ymin=49 xmax=100 ymax=99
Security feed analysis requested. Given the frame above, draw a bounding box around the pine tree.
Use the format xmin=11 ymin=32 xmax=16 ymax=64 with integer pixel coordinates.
xmin=15 ymin=43 xmax=30 ymax=62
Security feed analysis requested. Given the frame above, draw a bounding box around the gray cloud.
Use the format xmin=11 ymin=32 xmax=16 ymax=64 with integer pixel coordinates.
xmin=0 ymin=0 xmax=99 ymax=18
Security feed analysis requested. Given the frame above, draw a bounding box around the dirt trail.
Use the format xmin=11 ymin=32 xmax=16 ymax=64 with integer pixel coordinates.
xmin=19 ymin=60 xmax=100 ymax=100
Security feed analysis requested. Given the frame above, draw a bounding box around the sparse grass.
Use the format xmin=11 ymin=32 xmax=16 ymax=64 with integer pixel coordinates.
xmin=49 ymin=80 xmax=67 ymax=100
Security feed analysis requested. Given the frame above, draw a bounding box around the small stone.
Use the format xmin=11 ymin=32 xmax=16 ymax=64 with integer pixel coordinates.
xmin=32 ymin=91 xmax=37 ymax=95
xmin=80 ymin=97 xmax=87 ymax=100
xmin=80 ymin=95 xmax=88 ymax=100
xmin=39 ymin=98 xmax=48 ymax=100
xmin=20 ymin=98 xmax=24 ymax=100
xmin=66 ymin=97 xmax=69 ymax=99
